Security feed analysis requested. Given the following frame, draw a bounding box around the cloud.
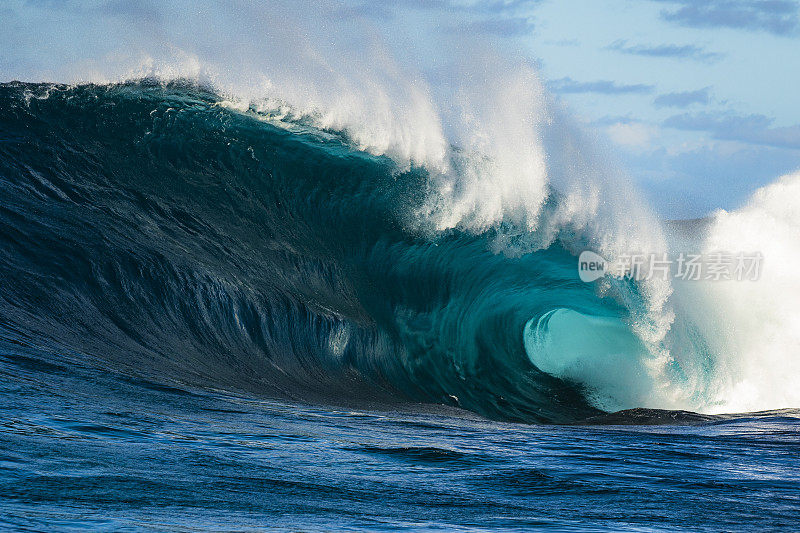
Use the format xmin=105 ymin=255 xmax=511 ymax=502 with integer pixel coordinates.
xmin=470 ymin=0 xmax=544 ymax=14
xmin=606 ymin=39 xmax=723 ymax=63
xmin=338 ymin=0 xmax=539 ymax=17
xmin=464 ymin=16 xmax=534 ymax=36
xmin=97 ymin=0 xmax=161 ymax=24
xmin=549 ymin=77 xmax=655 ymax=95
xmin=543 ymin=38 xmax=579 ymax=47
xmin=339 ymin=0 xmax=537 ymax=36
xmin=592 ymin=115 xmax=641 ymax=126
xmin=663 ymin=111 xmax=800 ymax=149
xmin=655 ymin=0 xmax=800 ymax=36
xmin=606 ymin=121 xmax=657 ymax=149
xmin=654 ymin=87 xmax=712 ymax=108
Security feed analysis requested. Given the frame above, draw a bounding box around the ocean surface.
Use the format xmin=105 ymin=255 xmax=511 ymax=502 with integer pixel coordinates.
xmin=1 ymin=81 xmax=799 ymax=531
xmin=2 ymin=342 xmax=799 ymax=532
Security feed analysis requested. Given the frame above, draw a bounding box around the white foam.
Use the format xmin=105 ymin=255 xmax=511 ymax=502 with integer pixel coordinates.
xmin=688 ymin=172 xmax=800 ymax=412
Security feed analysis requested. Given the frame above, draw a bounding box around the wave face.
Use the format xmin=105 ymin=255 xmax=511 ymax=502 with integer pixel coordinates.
xmin=0 ymin=81 xmax=601 ymax=422
xmin=1 ymin=81 xmax=798 ymax=422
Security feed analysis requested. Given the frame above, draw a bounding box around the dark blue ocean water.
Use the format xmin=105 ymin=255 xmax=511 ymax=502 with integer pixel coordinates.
xmin=2 ymin=343 xmax=799 ymax=532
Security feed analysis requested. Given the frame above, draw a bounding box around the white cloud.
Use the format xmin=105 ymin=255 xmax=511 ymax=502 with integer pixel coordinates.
xmin=606 ymin=121 xmax=656 ymax=149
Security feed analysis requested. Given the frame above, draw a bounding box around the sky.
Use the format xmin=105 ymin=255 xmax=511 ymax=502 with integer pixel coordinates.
xmin=494 ymin=0 xmax=800 ymax=217
xmin=2 ymin=0 xmax=799 ymax=218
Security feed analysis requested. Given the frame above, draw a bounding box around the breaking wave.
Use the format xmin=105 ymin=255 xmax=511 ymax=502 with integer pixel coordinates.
xmin=1 ymin=0 xmax=798 ymax=422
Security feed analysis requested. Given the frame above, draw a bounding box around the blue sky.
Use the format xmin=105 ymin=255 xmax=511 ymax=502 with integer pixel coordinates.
xmin=508 ymin=0 xmax=800 ymax=217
